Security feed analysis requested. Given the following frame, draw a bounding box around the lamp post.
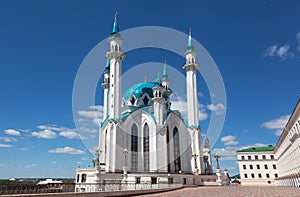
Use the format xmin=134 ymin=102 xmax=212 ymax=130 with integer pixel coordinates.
xmin=192 ymin=152 xmax=198 ymax=174
xmin=214 ymin=153 xmax=220 ymax=169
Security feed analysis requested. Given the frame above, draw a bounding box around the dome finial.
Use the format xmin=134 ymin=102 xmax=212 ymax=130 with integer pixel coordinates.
xmin=144 ymin=72 xmax=148 ymax=82
xmin=188 ymin=27 xmax=192 ymax=47
xmin=114 ymin=11 xmax=118 ymax=21
xmin=162 ymin=57 xmax=168 ymax=80
xmin=111 ymin=11 xmax=119 ymax=35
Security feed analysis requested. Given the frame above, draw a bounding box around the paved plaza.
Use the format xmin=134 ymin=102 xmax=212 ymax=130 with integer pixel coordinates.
xmin=137 ymin=186 xmax=300 ymax=197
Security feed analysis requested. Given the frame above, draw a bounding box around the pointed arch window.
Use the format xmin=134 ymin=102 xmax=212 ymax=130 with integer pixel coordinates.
xmin=166 ymin=126 xmax=171 ymax=172
xmin=173 ymin=127 xmax=181 ymax=173
xmin=131 ymin=124 xmax=138 ymax=171
xmin=143 ymin=95 xmax=149 ymax=105
xmin=143 ymin=123 xmax=150 ymax=172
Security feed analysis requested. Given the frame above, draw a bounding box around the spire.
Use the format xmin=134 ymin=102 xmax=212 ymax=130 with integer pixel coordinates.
xmin=111 ymin=11 xmax=119 ymax=35
xmin=155 ymin=72 xmax=161 ymax=83
xmin=162 ymin=57 xmax=168 ymax=80
xmin=187 ymin=27 xmax=195 ymax=51
xmin=205 ymin=135 xmax=210 ymax=149
xmin=144 ymin=72 xmax=148 ymax=82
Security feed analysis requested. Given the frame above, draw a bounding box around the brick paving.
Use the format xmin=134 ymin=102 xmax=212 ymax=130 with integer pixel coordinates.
xmin=136 ymin=186 xmax=300 ymax=197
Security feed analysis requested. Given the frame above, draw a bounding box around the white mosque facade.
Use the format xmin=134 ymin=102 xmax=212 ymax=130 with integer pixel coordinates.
xmin=75 ymin=15 xmax=215 ymax=192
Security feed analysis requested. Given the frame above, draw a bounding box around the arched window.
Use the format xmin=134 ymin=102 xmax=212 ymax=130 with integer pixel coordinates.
xmin=131 ymin=124 xmax=138 ymax=171
xmin=166 ymin=126 xmax=171 ymax=172
xmin=143 ymin=123 xmax=149 ymax=172
xmin=115 ymin=45 xmax=118 ymax=51
xmin=173 ymin=127 xmax=181 ymax=173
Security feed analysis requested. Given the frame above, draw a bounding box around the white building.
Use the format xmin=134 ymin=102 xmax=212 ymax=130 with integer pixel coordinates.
xmin=236 ymin=146 xmax=279 ymax=186
xmin=274 ymin=99 xmax=300 ymax=187
xmin=237 ymin=99 xmax=300 ymax=187
xmin=75 ymin=14 xmax=214 ymax=193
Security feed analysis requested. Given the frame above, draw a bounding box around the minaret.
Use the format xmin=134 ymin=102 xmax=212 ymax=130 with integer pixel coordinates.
xmin=106 ymin=12 xmax=125 ymax=120
xmin=152 ymin=73 xmax=165 ymax=126
xmin=183 ymin=29 xmax=200 ymax=127
xmin=101 ymin=59 xmax=110 ymax=120
xmin=183 ymin=28 xmax=202 ymax=174
xmin=161 ymin=59 xmax=172 ymax=96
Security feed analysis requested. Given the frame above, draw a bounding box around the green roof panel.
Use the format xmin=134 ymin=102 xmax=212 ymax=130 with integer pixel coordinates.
xmin=237 ymin=145 xmax=275 ymax=153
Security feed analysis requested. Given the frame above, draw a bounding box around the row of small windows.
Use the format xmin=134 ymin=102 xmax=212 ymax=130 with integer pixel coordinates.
xmin=241 ymin=154 xmax=274 ymax=160
xmin=244 ymin=173 xmax=278 ymax=179
xmin=243 ymin=164 xmax=277 ymax=170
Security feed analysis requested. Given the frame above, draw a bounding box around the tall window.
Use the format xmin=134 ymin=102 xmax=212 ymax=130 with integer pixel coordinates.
xmin=143 ymin=123 xmax=149 ymax=172
xmin=173 ymin=127 xmax=181 ymax=172
xmin=166 ymin=126 xmax=171 ymax=172
xmin=131 ymin=124 xmax=138 ymax=171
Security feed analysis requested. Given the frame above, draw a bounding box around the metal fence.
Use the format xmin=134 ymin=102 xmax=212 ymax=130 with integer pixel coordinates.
xmin=75 ymin=182 xmax=183 ymax=193
xmin=0 ymin=183 xmax=75 ymax=195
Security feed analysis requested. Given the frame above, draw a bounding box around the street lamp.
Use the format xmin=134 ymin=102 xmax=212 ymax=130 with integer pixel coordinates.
xmin=214 ymin=153 xmax=221 ymax=169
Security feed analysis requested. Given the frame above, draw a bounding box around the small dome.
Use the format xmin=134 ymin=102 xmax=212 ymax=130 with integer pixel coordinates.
xmin=123 ymin=82 xmax=169 ymax=101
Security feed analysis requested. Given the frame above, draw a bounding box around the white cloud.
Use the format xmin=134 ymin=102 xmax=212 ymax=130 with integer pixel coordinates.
xmin=25 ymin=164 xmax=37 ymax=168
xmin=0 ymin=137 xmax=18 ymax=142
xmin=212 ymin=143 xmax=268 ymax=161
xmin=264 ymin=44 xmax=293 ymax=59
xmin=51 ymin=161 xmax=57 ymax=164
xmin=32 ymin=130 xmax=57 ymax=139
xmin=221 ymin=135 xmax=239 ymax=146
xmin=77 ymin=105 xmax=104 ymax=126
xmin=37 ymin=125 xmax=61 ymax=131
xmin=19 ymin=147 xmax=29 ymax=151
xmin=212 ymin=146 xmax=240 ymax=161
xmin=171 ymin=100 xmax=208 ymax=121
xmin=35 ymin=125 xmax=82 ymax=139
xmin=0 ymin=143 xmax=13 ymax=148
xmin=262 ymin=114 xmax=290 ymax=136
xmin=59 ymin=130 xmax=80 ymax=139
xmin=4 ymin=129 xmax=21 ymax=136
xmin=207 ymin=103 xmax=226 ymax=115
xmin=81 ymin=156 xmax=89 ymax=161
xmin=48 ymin=146 xmax=85 ymax=155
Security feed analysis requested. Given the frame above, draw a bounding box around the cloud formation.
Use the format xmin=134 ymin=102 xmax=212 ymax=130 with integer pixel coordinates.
xmin=221 ymin=135 xmax=239 ymax=146
xmin=32 ymin=130 xmax=57 ymax=139
xmin=207 ymin=103 xmax=226 ymax=115
xmin=262 ymin=114 xmax=290 ymax=136
xmin=48 ymin=146 xmax=85 ymax=155
xmin=264 ymin=44 xmax=293 ymax=60
xmin=4 ymin=129 xmax=21 ymax=136
xmin=0 ymin=143 xmax=13 ymax=148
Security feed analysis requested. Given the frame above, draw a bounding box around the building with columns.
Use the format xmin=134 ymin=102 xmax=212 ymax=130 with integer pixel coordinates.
xmin=75 ymin=14 xmax=215 ymax=193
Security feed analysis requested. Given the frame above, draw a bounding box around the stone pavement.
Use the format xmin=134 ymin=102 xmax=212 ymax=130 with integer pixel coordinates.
xmin=136 ymin=186 xmax=300 ymax=197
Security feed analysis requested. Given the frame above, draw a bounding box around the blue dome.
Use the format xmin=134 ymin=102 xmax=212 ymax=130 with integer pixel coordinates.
xmin=123 ymin=82 xmax=169 ymax=100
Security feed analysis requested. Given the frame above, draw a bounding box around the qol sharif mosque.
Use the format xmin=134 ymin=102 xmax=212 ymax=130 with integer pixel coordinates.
xmin=75 ymin=14 xmax=217 ymax=193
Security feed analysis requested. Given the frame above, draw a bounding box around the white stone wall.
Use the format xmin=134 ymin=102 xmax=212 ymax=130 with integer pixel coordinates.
xmin=274 ymin=100 xmax=300 ymax=187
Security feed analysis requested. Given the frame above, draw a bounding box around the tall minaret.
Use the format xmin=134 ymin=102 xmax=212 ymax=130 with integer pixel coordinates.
xmin=101 ymin=59 xmax=110 ymax=120
xmin=106 ymin=12 xmax=125 ymax=120
xmin=183 ymin=29 xmax=200 ymax=126
xmin=183 ymin=29 xmax=202 ymax=174
xmin=161 ymin=59 xmax=172 ymax=97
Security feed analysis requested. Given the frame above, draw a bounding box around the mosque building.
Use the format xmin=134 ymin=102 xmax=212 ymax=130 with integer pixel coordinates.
xmin=75 ymin=14 xmax=216 ymax=193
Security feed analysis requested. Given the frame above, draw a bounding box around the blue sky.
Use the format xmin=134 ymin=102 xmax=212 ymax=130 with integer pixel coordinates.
xmin=0 ymin=0 xmax=300 ymax=178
